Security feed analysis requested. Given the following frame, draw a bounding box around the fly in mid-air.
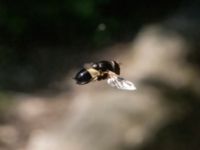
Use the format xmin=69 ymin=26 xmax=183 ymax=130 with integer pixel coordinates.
xmin=74 ymin=60 xmax=136 ymax=91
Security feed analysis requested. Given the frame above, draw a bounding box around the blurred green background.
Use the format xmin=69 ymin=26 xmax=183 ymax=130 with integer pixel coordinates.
xmin=0 ymin=0 xmax=188 ymax=92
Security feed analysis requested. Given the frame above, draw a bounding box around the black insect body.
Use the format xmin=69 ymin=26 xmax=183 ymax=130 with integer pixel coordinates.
xmin=92 ymin=60 xmax=120 ymax=75
xmin=74 ymin=68 xmax=93 ymax=85
xmin=74 ymin=60 xmax=136 ymax=90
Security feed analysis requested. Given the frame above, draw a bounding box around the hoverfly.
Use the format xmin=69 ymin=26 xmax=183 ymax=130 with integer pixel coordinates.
xmin=74 ymin=60 xmax=136 ymax=91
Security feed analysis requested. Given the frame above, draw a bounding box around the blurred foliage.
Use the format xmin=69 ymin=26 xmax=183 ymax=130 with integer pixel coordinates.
xmin=0 ymin=0 xmax=182 ymax=46
xmin=0 ymin=0 xmax=190 ymax=91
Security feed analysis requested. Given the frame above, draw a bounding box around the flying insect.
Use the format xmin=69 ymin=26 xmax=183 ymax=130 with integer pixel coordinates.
xmin=74 ymin=60 xmax=136 ymax=90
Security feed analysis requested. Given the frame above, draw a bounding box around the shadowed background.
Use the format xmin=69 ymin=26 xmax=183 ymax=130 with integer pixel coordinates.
xmin=0 ymin=0 xmax=200 ymax=150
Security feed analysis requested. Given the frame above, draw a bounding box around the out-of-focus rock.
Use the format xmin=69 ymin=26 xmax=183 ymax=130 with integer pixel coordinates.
xmin=24 ymin=24 xmax=199 ymax=150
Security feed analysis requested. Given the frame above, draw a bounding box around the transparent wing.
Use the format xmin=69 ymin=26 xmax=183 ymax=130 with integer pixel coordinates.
xmin=107 ymin=76 xmax=136 ymax=91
